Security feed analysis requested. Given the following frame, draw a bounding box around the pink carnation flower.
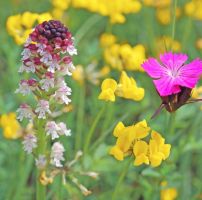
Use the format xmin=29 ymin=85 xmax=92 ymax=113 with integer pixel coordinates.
xmin=142 ymin=52 xmax=202 ymax=96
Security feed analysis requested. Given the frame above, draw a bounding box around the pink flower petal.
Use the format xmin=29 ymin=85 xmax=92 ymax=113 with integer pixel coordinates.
xmin=153 ymin=76 xmax=181 ymax=96
xmin=176 ymin=58 xmax=202 ymax=88
xmin=142 ymin=58 xmax=166 ymax=78
xmin=160 ymin=52 xmax=188 ymax=70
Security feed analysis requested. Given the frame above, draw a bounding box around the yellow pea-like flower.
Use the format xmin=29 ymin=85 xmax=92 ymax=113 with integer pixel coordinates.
xmin=98 ymin=78 xmax=117 ymax=102
xmin=109 ymin=145 xmax=124 ymax=161
xmin=133 ymin=140 xmax=149 ymax=166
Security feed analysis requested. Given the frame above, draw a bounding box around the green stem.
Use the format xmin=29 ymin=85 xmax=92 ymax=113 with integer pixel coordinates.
xmin=167 ymin=112 xmax=176 ymax=135
xmin=75 ymin=84 xmax=86 ymax=150
xmin=36 ymin=119 xmax=47 ymax=200
xmin=171 ymin=0 xmax=178 ymax=50
xmin=111 ymin=157 xmax=131 ymax=200
xmin=83 ymin=103 xmax=106 ymax=154
xmin=75 ymin=14 xmax=103 ymax=45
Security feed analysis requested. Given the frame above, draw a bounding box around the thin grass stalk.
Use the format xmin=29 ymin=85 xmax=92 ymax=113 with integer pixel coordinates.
xmin=111 ymin=157 xmax=131 ymax=200
xmin=83 ymin=103 xmax=107 ymax=154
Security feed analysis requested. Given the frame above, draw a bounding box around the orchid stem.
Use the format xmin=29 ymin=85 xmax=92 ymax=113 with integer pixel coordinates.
xmin=36 ymin=119 xmax=47 ymax=200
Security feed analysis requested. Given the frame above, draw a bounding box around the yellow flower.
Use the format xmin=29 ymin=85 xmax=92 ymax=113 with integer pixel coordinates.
xmin=37 ymin=12 xmax=53 ymax=24
xmin=6 ymin=12 xmax=38 ymax=45
xmin=125 ymin=44 xmax=146 ymax=71
xmin=156 ymin=36 xmax=181 ymax=54
xmin=109 ymin=145 xmax=124 ymax=161
xmin=72 ymin=65 xmax=85 ymax=85
xmin=72 ymin=0 xmax=141 ymax=24
xmin=161 ymin=181 xmax=178 ymax=200
xmin=192 ymin=86 xmax=202 ymax=99
xmin=113 ymin=121 xmax=125 ymax=137
xmin=0 ymin=113 xmax=22 ymax=139
xmin=100 ymin=33 xmax=117 ymax=48
xmin=109 ymin=120 xmax=171 ymax=167
xmin=132 ymin=120 xmax=150 ymax=139
xmin=184 ymin=0 xmax=202 ymax=20
xmin=6 ymin=12 xmax=53 ymax=45
xmin=143 ymin=0 xmax=171 ymax=8
xmin=51 ymin=0 xmax=70 ymax=10
xmin=116 ymin=71 xmax=145 ymax=101
xmin=98 ymin=78 xmax=117 ymax=102
xmin=103 ymin=43 xmax=146 ymax=71
xmin=196 ymin=38 xmax=202 ymax=50
xmin=149 ymin=131 xmax=171 ymax=167
xmin=133 ymin=141 xmax=149 ymax=166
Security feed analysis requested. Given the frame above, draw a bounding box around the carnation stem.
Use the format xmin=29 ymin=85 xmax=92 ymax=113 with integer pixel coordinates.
xmin=36 ymin=119 xmax=47 ymax=200
xmin=171 ymin=0 xmax=178 ymax=50
xmin=111 ymin=157 xmax=131 ymax=200
xmin=83 ymin=103 xmax=107 ymax=154
xmin=168 ymin=113 xmax=176 ymax=135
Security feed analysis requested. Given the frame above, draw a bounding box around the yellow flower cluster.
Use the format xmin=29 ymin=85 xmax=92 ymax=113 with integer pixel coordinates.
xmin=6 ymin=12 xmax=52 ymax=45
xmin=51 ymin=0 xmax=70 ymax=19
xmin=72 ymin=0 xmax=142 ymax=24
xmin=184 ymin=0 xmax=202 ymax=20
xmin=161 ymin=181 xmax=178 ymax=200
xmin=98 ymin=71 xmax=144 ymax=102
xmin=143 ymin=0 xmax=181 ymax=25
xmin=101 ymin=34 xmax=146 ymax=71
xmin=156 ymin=36 xmax=181 ymax=54
xmin=110 ymin=120 xmax=171 ymax=167
xmin=0 ymin=113 xmax=22 ymax=139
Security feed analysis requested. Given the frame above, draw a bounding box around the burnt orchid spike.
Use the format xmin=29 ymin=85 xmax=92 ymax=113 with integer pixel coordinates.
xmin=16 ymin=19 xmax=77 ymax=175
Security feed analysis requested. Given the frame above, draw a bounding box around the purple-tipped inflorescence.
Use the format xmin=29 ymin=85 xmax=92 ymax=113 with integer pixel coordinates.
xmin=16 ymin=20 xmax=76 ymax=168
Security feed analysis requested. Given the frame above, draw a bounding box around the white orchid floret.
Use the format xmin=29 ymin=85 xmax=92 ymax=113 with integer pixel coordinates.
xmin=16 ymin=103 xmax=33 ymax=121
xmin=15 ymin=80 xmax=31 ymax=96
xmin=40 ymin=72 xmax=55 ymax=92
xmin=45 ymin=121 xmax=60 ymax=140
xmin=54 ymin=85 xmax=72 ymax=105
xmin=51 ymin=142 xmax=65 ymax=167
xmin=23 ymin=134 xmax=37 ymax=154
xmin=35 ymin=100 xmax=51 ymax=119
xmin=35 ymin=155 xmax=47 ymax=169
xmin=57 ymin=122 xmax=71 ymax=136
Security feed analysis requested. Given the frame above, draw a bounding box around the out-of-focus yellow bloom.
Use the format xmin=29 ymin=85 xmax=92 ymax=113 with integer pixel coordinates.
xmin=110 ymin=121 xmax=171 ymax=167
xmin=6 ymin=12 xmax=38 ymax=45
xmin=100 ymin=33 xmax=117 ymax=48
xmin=103 ymin=41 xmax=146 ymax=71
xmin=6 ymin=12 xmax=52 ymax=45
xmin=156 ymin=36 xmax=181 ymax=54
xmin=116 ymin=71 xmax=145 ymax=101
xmin=37 ymin=12 xmax=53 ymax=24
xmin=72 ymin=0 xmax=141 ymax=24
xmin=192 ymin=86 xmax=202 ymax=99
xmin=98 ymin=71 xmax=145 ymax=102
xmin=156 ymin=7 xmax=181 ymax=25
xmin=72 ymin=63 xmax=110 ymax=85
xmin=0 ymin=113 xmax=22 ymax=139
xmin=149 ymin=131 xmax=171 ymax=167
xmin=143 ymin=0 xmax=171 ymax=8
xmin=161 ymin=181 xmax=178 ymax=200
xmin=98 ymin=78 xmax=117 ymax=102
xmin=52 ymin=0 xmax=70 ymax=10
xmin=40 ymin=171 xmax=53 ymax=186
xmin=184 ymin=0 xmax=202 ymax=20
xmin=196 ymin=38 xmax=202 ymax=50
xmin=51 ymin=0 xmax=70 ymax=19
